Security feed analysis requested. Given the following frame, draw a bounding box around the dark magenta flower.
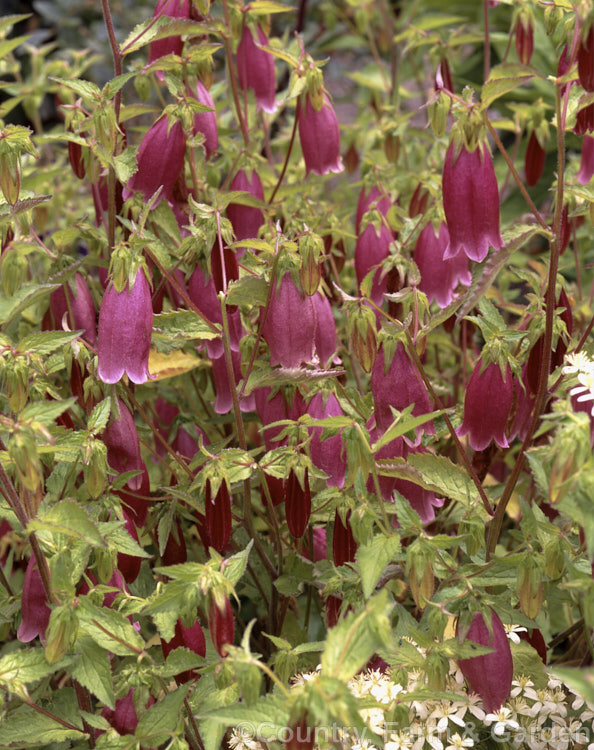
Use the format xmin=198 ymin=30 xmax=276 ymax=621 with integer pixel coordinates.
xmin=457 ymin=361 xmax=513 ymax=451
xmin=442 ymin=141 xmax=503 ymax=262
xmin=208 ymin=596 xmax=234 ymax=657
xmin=210 ymin=349 xmax=255 ymax=414
xmin=297 ymin=93 xmax=343 ymax=176
xmin=227 ymin=168 xmax=265 ymax=253
xmin=148 ymin=0 xmax=190 ymax=70
xmin=307 ymin=391 xmax=345 ymax=488
xmin=161 ymin=619 xmax=206 ymax=683
xmin=17 ymin=556 xmax=50 ymax=643
xmin=188 ymin=266 xmax=242 ymax=359
xmin=205 ymin=480 xmax=232 ymax=554
xmin=115 ymin=463 xmax=150 ymax=527
xmin=524 ymin=131 xmax=545 ymax=187
xmin=236 ymin=23 xmax=276 ymax=114
xmin=261 ymin=273 xmax=317 ymax=368
xmin=117 ymin=512 xmax=142 ymax=584
xmin=44 ymin=271 xmax=96 ymax=345
xmin=98 ymin=268 xmax=152 ymax=385
xmin=456 ymin=609 xmax=513 ymax=713
xmin=255 ymin=386 xmax=305 ymax=450
xmin=333 ymin=510 xmax=356 ymax=566
xmin=577 ymin=21 xmax=594 ymax=92
xmin=371 ymin=344 xmax=433 ymax=442
xmin=578 ymin=135 xmax=594 ymax=184
xmin=313 ymin=292 xmax=337 ymax=366
xmin=575 ymin=103 xmax=594 ymax=135
xmin=101 ymin=689 xmax=154 ymax=735
xmin=103 ymin=399 xmax=144 ymax=491
xmin=355 ymin=223 xmax=392 ymax=306
xmin=355 ymin=185 xmax=392 ymax=235
xmin=414 ymin=221 xmax=471 ymax=308
xmin=285 ymin=468 xmax=311 ymax=539
xmin=192 ymin=79 xmax=218 ymax=158
xmin=515 ymin=16 xmax=533 ymax=65
xmin=126 ymin=115 xmax=186 ymax=204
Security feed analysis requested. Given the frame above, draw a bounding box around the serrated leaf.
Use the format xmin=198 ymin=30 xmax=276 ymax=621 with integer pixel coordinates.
xmin=106 ymin=524 xmax=151 ymax=558
xmin=0 ymin=282 xmax=60 ymax=325
xmin=77 ymin=597 xmax=145 ymax=656
xmin=155 ymin=562 xmax=205 ymax=583
xmin=0 ymin=649 xmax=69 ymax=694
xmin=226 ymin=276 xmax=268 ymax=307
xmin=102 ymin=72 xmax=136 ymax=99
xmin=161 ymin=648 xmax=205 ymax=679
xmin=0 ymin=33 xmax=33 ymax=60
xmin=356 ymin=534 xmax=401 ymax=599
xmin=49 ymin=76 xmax=101 ymax=102
xmin=198 ymin=692 xmax=289 ymax=733
xmin=120 ymin=18 xmax=208 ymax=56
xmin=481 ymin=63 xmax=535 ymax=107
xmin=371 ymin=408 xmax=442 ymax=453
xmin=17 ymin=330 xmax=81 ymax=355
xmin=88 ymin=399 xmax=111 ymax=434
xmin=243 ymin=365 xmax=345 ymax=396
xmin=223 ymin=540 xmax=253 ymax=586
xmin=71 ymin=638 xmax=115 ymax=709
xmin=153 ymin=310 xmax=220 ymax=340
xmin=321 ymin=591 xmax=392 ymax=681
xmin=19 ymin=398 xmax=77 ymax=426
xmin=136 ymin=684 xmax=190 ymax=744
xmin=28 ymin=500 xmax=104 ymax=548
xmin=0 ymin=689 xmax=85 ymax=747
xmin=510 ymin=640 xmax=549 ymax=689
xmin=0 ymin=14 xmax=31 ymax=34
xmin=0 ymin=194 xmax=51 ymax=218
xmin=112 ymin=148 xmax=138 ymax=183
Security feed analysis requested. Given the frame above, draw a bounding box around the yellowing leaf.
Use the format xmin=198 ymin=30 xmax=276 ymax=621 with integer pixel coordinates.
xmin=148 ymin=349 xmax=201 ymax=381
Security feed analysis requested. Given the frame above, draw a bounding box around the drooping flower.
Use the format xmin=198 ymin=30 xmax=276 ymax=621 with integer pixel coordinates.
xmin=297 ymin=93 xmax=343 ymax=176
xmin=333 ymin=509 xmax=356 ymax=566
xmin=578 ymin=135 xmax=594 ymax=184
xmin=227 ymin=169 xmax=265 ymax=252
xmin=515 ymin=16 xmax=534 ymax=65
xmin=261 ymin=273 xmax=317 ymax=368
xmin=161 ymin=618 xmax=206 ymax=683
xmin=97 ymin=268 xmax=153 ymax=385
xmin=255 ymin=386 xmax=305 ymax=450
xmin=371 ymin=344 xmax=433 ymax=442
xmin=148 ymin=0 xmax=190 ymax=70
xmin=312 ymin=292 xmax=337 ymax=366
xmin=208 ymin=595 xmax=234 ymax=656
xmin=191 ymin=79 xmax=218 ymax=158
xmin=414 ymin=221 xmax=471 ymax=308
xmin=355 ymin=223 xmax=392 ymax=306
xmin=205 ymin=480 xmax=232 ymax=554
xmin=210 ymin=350 xmax=255 ymax=414
xmin=236 ymin=23 xmax=276 ymax=113
xmin=102 ymin=399 xmax=144 ymax=491
xmin=442 ymin=141 xmax=503 ymax=262
xmin=126 ymin=115 xmax=186 ymax=204
xmin=285 ymin=468 xmax=311 ymax=539
xmin=115 ymin=463 xmax=150 ymax=527
xmin=44 ymin=272 xmax=96 ymax=345
xmin=575 ymin=102 xmax=594 ymax=135
xmin=456 ymin=609 xmax=513 ymax=713
xmin=17 ymin=556 xmax=50 ymax=643
xmin=356 ymin=185 xmax=392 ymax=235
xmin=117 ymin=512 xmax=142 ymax=584
xmin=577 ymin=21 xmax=594 ymax=93
xmin=524 ymin=131 xmax=545 ymax=187
xmin=307 ymin=391 xmax=345 ymax=488
xmin=101 ymin=689 xmax=154 ymax=735
xmin=457 ymin=360 xmax=513 ymax=451
xmin=188 ymin=266 xmax=242 ymax=359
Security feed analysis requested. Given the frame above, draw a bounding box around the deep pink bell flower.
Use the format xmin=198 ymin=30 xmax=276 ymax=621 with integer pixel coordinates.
xmin=457 ymin=360 xmax=513 ymax=451
xmin=355 ymin=185 xmax=392 ymax=235
xmin=442 ymin=141 xmax=503 ymax=262
xmin=44 ymin=271 xmax=96 ymax=345
xmin=524 ymin=131 xmax=545 ymax=187
xmin=578 ymin=135 xmax=594 ymax=184
xmin=161 ymin=619 xmax=206 ymax=684
xmin=148 ymin=0 xmax=190 ymax=70
xmin=126 ymin=115 xmax=186 ymax=204
xmin=192 ymin=79 xmax=218 ymax=158
xmin=17 ymin=556 xmax=50 ymax=643
xmin=261 ymin=273 xmax=317 ymax=368
xmin=236 ymin=23 xmax=276 ymax=114
xmin=457 ymin=609 xmax=513 ymax=713
xmin=227 ymin=169 xmax=265 ymax=252
xmin=371 ymin=344 xmax=433 ymax=442
xmin=577 ymin=22 xmax=594 ymax=93
xmin=414 ymin=221 xmax=471 ymax=308
xmin=355 ymin=223 xmax=392 ymax=305
xmin=103 ymin=399 xmax=144 ymax=491
xmin=307 ymin=391 xmax=345 ymax=488
xmin=297 ymin=93 xmax=343 ymax=176
xmin=98 ymin=268 xmax=152 ymax=385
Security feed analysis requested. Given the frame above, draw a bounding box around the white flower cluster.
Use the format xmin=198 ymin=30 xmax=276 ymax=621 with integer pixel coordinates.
xmin=564 ymin=352 xmax=594 ymax=416
xmin=229 ymin=633 xmax=594 ymax=750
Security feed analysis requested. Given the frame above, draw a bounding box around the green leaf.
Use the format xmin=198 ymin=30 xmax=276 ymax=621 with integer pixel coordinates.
xmin=0 ymin=649 xmax=70 ymax=696
xmin=161 ymin=648 xmax=204 ymax=679
xmin=120 ymin=18 xmax=208 ymax=55
xmin=321 ymin=591 xmax=392 ymax=681
xmin=481 ymin=63 xmax=535 ymax=107
xmin=28 ymin=500 xmax=104 ymax=548
xmin=112 ymin=148 xmax=138 ymax=183
xmin=136 ymin=684 xmax=190 ymax=745
xmin=77 ymin=597 xmax=145 ymax=656
xmin=88 ymin=399 xmax=111 ymax=435
xmin=49 ymin=76 xmax=101 ymax=102
xmin=550 ymin=667 xmax=594 ymax=705
xmin=19 ymin=398 xmax=77 ymax=426
xmin=356 ymin=534 xmax=401 ymax=599
xmin=371 ymin=408 xmax=443 ymax=452
xmin=511 ymin=640 xmax=549 ymax=690
xmin=0 ymin=282 xmax=60 ymax=325
xmin=198 ymin=692 xmax=290 ymax=734
xmin=226 ymin=276 xmax=269 ymax=307
xmin=17 ymin=330 xmax=81 ymax=355
xmin=0 ymin=689 xmax=85 ymax=747
xmin=223 ymin=540 xmax=253 ymax=586
xmin=247 ymin=0 xmax=295 ymax=13
xmin=102 ymin=72 xmax=136 ymax=99
xmin=153 ymin=310 xmax=220 ymax=341
xmin=155 ymin=562 xmax=205 ymax=583
xmin=0 ymin=33 xmax=33 ymax=60
xmin=71 ymin=637 xmax=115 ymax=710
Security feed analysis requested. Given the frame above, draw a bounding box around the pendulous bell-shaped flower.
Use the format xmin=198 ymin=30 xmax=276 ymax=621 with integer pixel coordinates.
xmin=456 ymin=609 xmax=513 ymax=713
xmin=126 ymin=115 xmax=186 ymax=204
xmin=578 ymin=135 xmax=594 ymax=184
xmin=371 ymin=344 xmax=434 ymax=442
xmin=442 ymin=141 xmax=503 ymax=262
xmin=355 ymin=223 xmax=392 ymax=306
xmin=205 ymin=480 xmax=232 ymax=554
xmin=524 ymin=131 xmax=545 ymax=187
xmin=227 ymin=168 xmax=265 ymax=251
xmin=148 ymin=0 xmax=190 ymax=70
xmin=161 ymin=619 xmax=206 ymax=683
xmin=98 ymin=268 xmax=153 ymax=385
xmin=307 ymin=391 xmax=345 ymax=488
xmin=192 ymin=79 xmax=218 ymax=158
xmin=285 ymin=468 xmax=311 ymax=539
xmin=458 ymin=360 xmax=513 ymax=451
xmin=297 ymin=93 xmax=343 ymax=176
xmin=577 ymin=21 xmax=594 ymax=93
xmin=44 ymin=271 xmax=96 ymax=345
xmin=17 ymin=556 xmax=50 ymax=643
xmin=261 ymin=273 xmax=317 ymax=368
xmin=414 ymin=221 xmax=471 ymax=308
xmin=515 ymin=15 xmax=534 ymax=65
xmin=103 ymin=399 xmax=144 ymax=491
xmin=236 ymin=23 xmax=277 ymax=113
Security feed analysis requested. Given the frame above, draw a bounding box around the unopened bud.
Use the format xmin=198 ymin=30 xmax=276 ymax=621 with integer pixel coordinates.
xmin=407 ymin=543 xmax=434 ymax=610
xmin=429 ymin=90 xmax=450 ymax=138
xmin=350 ymin=306 xmax=377 ymax=373
xmin=0 ymin=151 xmax=20 ymax=205
xmin=45 ymin=605 xmax=78 ymax=664
xmin=84 ymin=439 xmax=107 ymax=499
xmin=518 ymin=558 xmax=543 ymax=619
xmin=299 ymin=234 xmax=324 ymax=296
xmin=9 ymin=431 xmax=41 ymax=490
xmin=1 ymin=249 xmax=28 ymax=297
xmin=384 ymin=132 xmax=400 ymax=163
xmin=544 ymin=6 xmax=563 ymax=36
xmin=543 ymin=537 xmax=565 ymax=580
xmin=425 ymin=648 xmax=449 ymax=692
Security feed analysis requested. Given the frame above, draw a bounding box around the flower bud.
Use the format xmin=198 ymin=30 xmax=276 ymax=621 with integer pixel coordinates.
xmin=544 ymin=5 xmax=562 ymax=36
xmin=518 ymin=557 xmax=543 ymax=619
xmin=297 ymin=93 xmax=343 ymax=176
xmin=9 ymin=430 xmax=41 ymax=490
xmin=355 ymin=223 xmax=392 ymax=305
xmin=299 ymin=234 xmax=324 ymax=296
xmin=543 ymin=537 xmax=565 ymax=580
xmin=236 ymin=23 xmax=277 ymax=113
xmin=205 ymin=480 xmax=232 ymax=554
xmin=97 ymin=267 xmax=153 ymax=385
xmin=0 ymin=150 xmax=20 ymax=205
xmin=457 ymin=361 xmax=513 ymax=451
xmin=333 ymin=510 xmax=356 ymax=566
xmin=407 ymin=542 xmax=434 ymax=610
xmin=192 ymin=79 xmax=218 ymax=158
xmin=227 ymin=169 xmax=265 ymax=252
xmin=442 ymin=141 xmax=503 ymax=262
xmin=45 ymin=604 xmax=77 ymax=664
xmin=524 ymin=131 xmax=545 ymax=187
xmin=456 ymin=609 xmax=513 ymax=713
xmin=428 ymin=89 xmax=450 ymax=138
xmin=515 ymin=16 xmax=534 ymax=65
xmin=45 ymin=272 xmax=97 ymax=346
xmin=350 ymin=305 xmax=378 ymax=373
xmin=384 ymin=132 xmax=400 ymax=163
xmin=308 ymin=392 xmax=346 ymax=488
xmin=18 ymin=556 xmax=50 ymax=643
xmin=208 ymin=595 xmax=234 ymax=657
xmin=102 ymin=399 xmax=144 ymax=491
xmin=161 ymin=619 xmax=206 ymax=683
xmin=67 ymin=131 xmax=85 ymax=180
xmin=285 ymin=468 xmax=311 ymax=539
xmin=1 ymin=248 xmax=27 ymax=297
xmin=84 ymin=438 xmax=107 ymax=499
